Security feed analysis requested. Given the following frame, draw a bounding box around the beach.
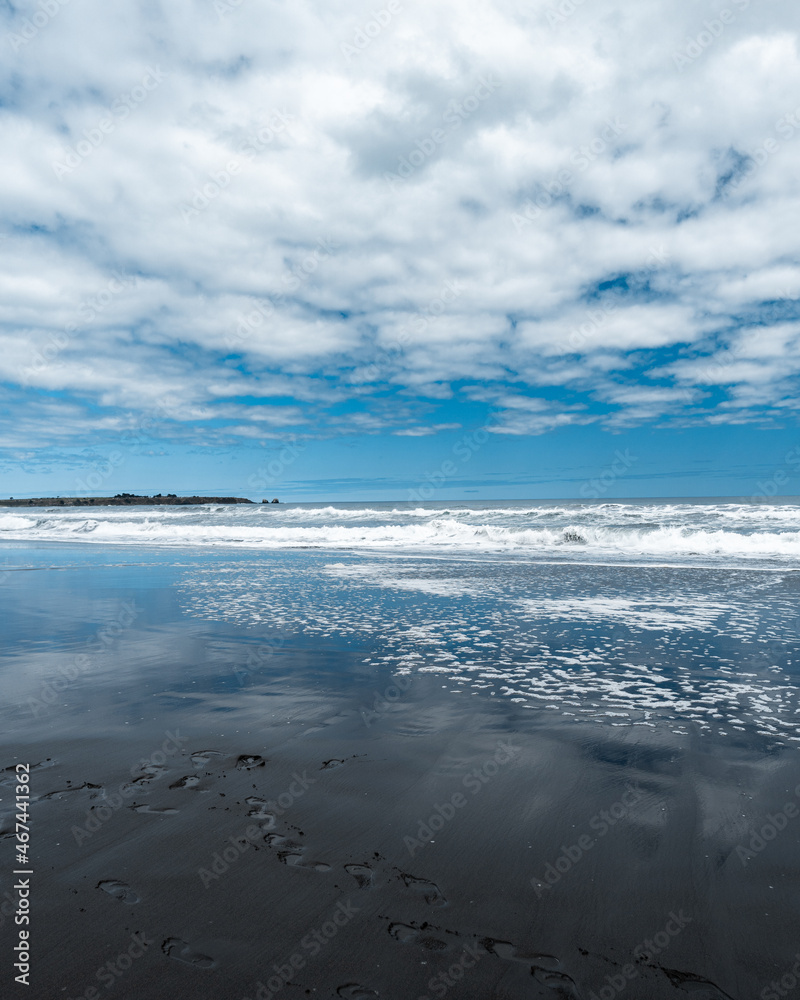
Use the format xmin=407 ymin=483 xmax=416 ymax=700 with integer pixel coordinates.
xmin=2 ymin=501 xmax=800 ymax=999
xmin=6 ymin=0 xmax=799 ymax=992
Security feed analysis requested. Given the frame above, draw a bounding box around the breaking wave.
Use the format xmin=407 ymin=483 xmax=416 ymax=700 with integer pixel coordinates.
xmin=0 ymin=501 xmax=798 ymax=564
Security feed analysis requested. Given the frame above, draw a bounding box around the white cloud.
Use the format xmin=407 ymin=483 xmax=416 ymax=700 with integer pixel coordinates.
xmin=1 ymin=0 xmax=799 ymax=449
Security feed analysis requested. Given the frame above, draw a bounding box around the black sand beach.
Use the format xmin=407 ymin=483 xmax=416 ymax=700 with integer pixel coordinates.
xmin=2 ymin=543 xmax=800 ymax=1000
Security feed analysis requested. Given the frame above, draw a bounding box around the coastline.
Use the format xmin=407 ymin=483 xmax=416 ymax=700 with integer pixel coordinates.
xmin=0 ymin=495 xmax=256 ymax=507
xmin=2 ymin=508 xmax=799 ymax=998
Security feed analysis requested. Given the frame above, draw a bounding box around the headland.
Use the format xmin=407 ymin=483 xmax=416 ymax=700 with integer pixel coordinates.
xmin=0 ymin=493 xmax=257 ymax=507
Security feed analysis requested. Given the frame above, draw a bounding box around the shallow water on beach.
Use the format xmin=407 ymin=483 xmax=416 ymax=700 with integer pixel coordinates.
xmin=1 ymin=535 xmax=799 ymax=999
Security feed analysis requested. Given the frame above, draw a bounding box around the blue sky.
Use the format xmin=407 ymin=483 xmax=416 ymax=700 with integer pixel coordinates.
xmin=1 ymin=0 xmax=800 ymax=500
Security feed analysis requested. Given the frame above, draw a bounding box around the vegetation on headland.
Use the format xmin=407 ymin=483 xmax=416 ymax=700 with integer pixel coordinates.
xmin=0 ymin=494 xmax=279 ymax=507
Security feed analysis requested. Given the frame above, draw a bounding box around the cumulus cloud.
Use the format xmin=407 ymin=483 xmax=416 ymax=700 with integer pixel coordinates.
xmin=1 ymin=0 xmax=799 ymax=453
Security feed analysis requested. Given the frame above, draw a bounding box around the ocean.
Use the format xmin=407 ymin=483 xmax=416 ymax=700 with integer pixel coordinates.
xmin=2 ymin=498 xmax=800 ymax=562
xmin=1 ymin=500 xmax=799 ymax=999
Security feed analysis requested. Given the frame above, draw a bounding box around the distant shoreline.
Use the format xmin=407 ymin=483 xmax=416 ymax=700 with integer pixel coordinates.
xmin=0 ymin=494 xmax=260 ymax=507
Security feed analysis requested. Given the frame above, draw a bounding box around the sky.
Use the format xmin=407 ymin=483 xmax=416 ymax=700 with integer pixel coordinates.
xmin=1 ymin=0 xmax=800 ymax=501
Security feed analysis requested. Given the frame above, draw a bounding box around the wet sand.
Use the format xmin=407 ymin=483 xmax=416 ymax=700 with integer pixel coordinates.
xmin=2 ymin=545 xmax=799 ymax=1000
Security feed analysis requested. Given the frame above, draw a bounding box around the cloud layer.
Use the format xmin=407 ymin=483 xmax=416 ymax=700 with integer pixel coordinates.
xmin=2 ymin=0 xmax=800 ymax=454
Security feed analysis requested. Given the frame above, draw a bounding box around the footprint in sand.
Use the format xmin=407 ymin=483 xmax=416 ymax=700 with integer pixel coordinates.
xmin=658 ymin=968 xmax=736 ymax=998
xmin=389 ymin=922 xmax=578 ymax=995
xmin=337 ymin=985 xmax=379 ymax=999
xmin=532 ymin=968 xmax=581 ymax=996
xmin=122 ymin=777 xmax=153 ymax=794
xmin=388 ymin=922 xmax=420 ymax=945
xmin=482 ymin=938 xmax=559 ymax=966
xmin=264 ymin=833 xmax=330 ymax=872
xmin=41 ymin=782 xmax=103 ymax=801
xmin=264 ymin=833 xmax=302 ymax=850
xmin=344 ymin=863 xmax=375 ymax=889
xmin=162 ymin=937 xmax=217 ymax=969
xmin=480 ymin=937 xmax=579 ymax=994
xmin=387 ymin=922 xmax=454 ymax=952
xmin=236 ymin=755 xmax=266 ymax=770
xmin=121 ymin=763 xmax=168 ymax=795
xmin=169 ymin=775 xmax=201 ymax=790
xmin=399 ymin=872 xmax=447 ymax=907
xmin=139 ymin=762 xmax=168 ymax=778
xmin=0 ymin=759 xmax=56 ymax=786
xmin=97 ymin=880 xmax=140 ymax=905
xmin=278 ymin=852 xmax=331 ymax=872
xmin=245 ymin=797 xmax=277 ymax=828
xmin=320 ymin=755 xmax=364 ymax=770
xmin=191 ymin=750 xmax=224 ymax=767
